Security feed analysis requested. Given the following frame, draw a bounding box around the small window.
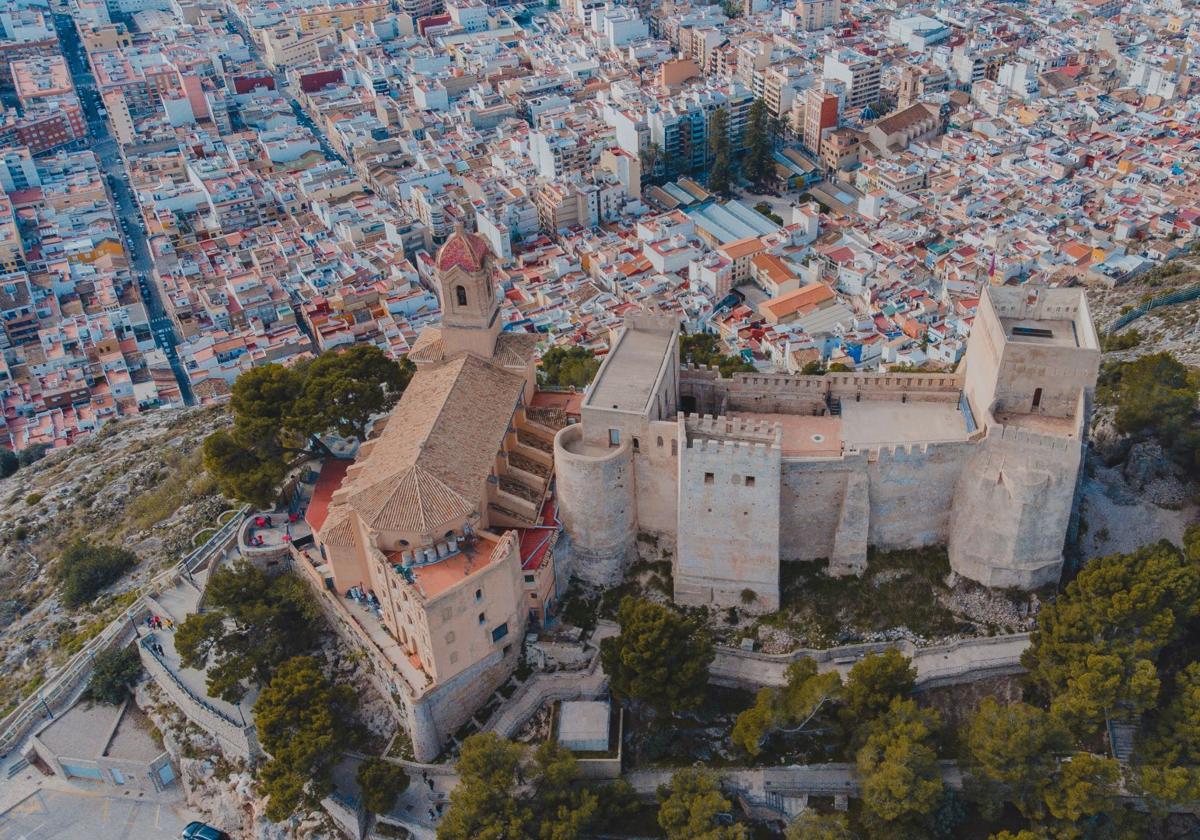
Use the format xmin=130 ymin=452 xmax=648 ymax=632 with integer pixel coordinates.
xmin=608 ymin=428 xmax=620 ymax=446
xmin=657 ymin=436 xmax=664 ymax=447
xmin=523 ymin=574 xmax=535 ymax=584
xmin=455 ymin=284 xmax=467 ymax=306
xmin=704 ymin=472 xmax=714 ymax=484
xmin=633 ymin=437 xmax=640 ymax=451
xmin=1032 ymin=387 xmax=1043 ymax=409
xmin=530 ymin=592 xmax=537 ymax=599
xmin=475 ymin=588 xmax=483 ymax=601
xmin=478 ymin=612 xmax=486 ymax=624
xmin=492 ymin=622 xmax=509 ymax=642
xmin=745 ymin=476 xmax=756 ymax=487
xmin=398 ymin=539 xmax=409 ymax=546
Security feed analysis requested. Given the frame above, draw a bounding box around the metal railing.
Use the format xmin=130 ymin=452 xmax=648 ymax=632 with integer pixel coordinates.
xmin=139 ymin=636 xmax=243 ymax=728
xmin=1104 ymin=282 xmax=1200 ymax=335
xmin=0 ymin=506 xmax=248 ymax=757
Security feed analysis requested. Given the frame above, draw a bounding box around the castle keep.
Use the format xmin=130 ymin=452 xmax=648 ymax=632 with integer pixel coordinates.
xmin=555 ymin=286 xmax=1100 ymax=610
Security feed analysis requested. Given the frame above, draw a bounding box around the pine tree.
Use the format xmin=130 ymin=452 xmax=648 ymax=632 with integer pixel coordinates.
xmin=707 ymin=107 xmax=733 ymax=195
xmin=743 ymin=99 xmax=774 ymax=189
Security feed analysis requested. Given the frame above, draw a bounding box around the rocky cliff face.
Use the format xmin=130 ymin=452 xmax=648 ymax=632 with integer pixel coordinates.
xmin=0 ymin=406 xmax=231 ymax=716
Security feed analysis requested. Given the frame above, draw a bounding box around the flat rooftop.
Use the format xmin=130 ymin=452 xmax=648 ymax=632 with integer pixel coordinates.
xmin=586 ymin=326 xmax=674 ymax=414
xmin=994 ymin=411 xmax=1078 ymax=437
xmin=730 ymin=412 xmax=843 ymax=457
xmin=558 ymin=700 xmax=611 ymax=752
xmin=393 ymin=532 xmax=502 ymax=600
xmin=1000 ymin=317 xmax=1079 ymax=348
xmin=840 ymin=400 xmax=970 ymax=448
xmin=104 ymin=705 xmax=163 ymax=762
xmin=36 ymin=700 xmax=116 ymax=759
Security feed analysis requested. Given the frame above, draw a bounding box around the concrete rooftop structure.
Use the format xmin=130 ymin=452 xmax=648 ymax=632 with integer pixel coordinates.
xmin=558 ymin=699 xmax=611 ymax=752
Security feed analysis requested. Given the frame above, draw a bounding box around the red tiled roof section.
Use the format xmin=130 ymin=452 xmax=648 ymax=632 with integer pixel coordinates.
xmin=306 ymin=458 xmax=350 ymax=532
xmin=435 ymin=228 xmax=490 ymax=273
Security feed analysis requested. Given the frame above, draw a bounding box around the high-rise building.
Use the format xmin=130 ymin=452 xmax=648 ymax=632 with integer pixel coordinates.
xmin=823 ymin=49 xmax=882 ymax=113
xmin=787 ymin=0 xmax=840 ymax=31
xmin=0 ymin=146 xmax=40 ymax=193
xmin=801 ymin=85 xmax=841 ymax=155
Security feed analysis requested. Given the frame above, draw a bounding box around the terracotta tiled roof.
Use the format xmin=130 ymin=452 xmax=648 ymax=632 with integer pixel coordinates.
xmin=435 ymin=228 xmax=490 ymax=273
xmin=408 ymin=327 xmax=445 ymax=364
xmin=494 ymin=331 xmax=539 ymax=369
xmin=338 ymin=353 xmax=526 ymax=536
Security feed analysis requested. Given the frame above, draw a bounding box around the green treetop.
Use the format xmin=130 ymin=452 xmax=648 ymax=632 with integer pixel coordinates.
xmin=732 ymin=658 xmax=842 ymax=756
xmin=600 ymin=597 xmax=714 ymax=716
xmin=254 ymin=655 xmax=358 ymax=821
xmin=657 ymin=768 xmax=748 ymax=840
xmin=856 ymin=697 xmax=945 ymax=834
xmin=203 ymin=345 xmax=412 ymax=508
xmin=175 ymin=561 xmax=323 ymax=702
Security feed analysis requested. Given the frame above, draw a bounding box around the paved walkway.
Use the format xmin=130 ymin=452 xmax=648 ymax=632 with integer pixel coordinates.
xmin=0 ymin=773 xmax=202 ymax=840
xmin=628 ymin=762 xmax=965 ymax=800
xmin=484 ymin=622 xmax=618 ymax=738
xmin=710 ymin=634 xmax=1030 ymax=691
xmin=143 ymin=548 xmax=254 ymax=726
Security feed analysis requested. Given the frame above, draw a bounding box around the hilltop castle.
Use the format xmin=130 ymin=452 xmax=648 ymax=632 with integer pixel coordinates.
xmin=555 ymin=285 xmax=1100 ymax=610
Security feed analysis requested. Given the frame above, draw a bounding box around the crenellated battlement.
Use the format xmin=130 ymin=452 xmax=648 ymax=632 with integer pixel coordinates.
xmin=683 ymin=414 xmax=782 ymax=454
xmin=685 ymin=437 xmax=781 ymax=461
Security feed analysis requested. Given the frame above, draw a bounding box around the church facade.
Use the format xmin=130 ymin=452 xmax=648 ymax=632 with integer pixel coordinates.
xmin=309 ymin=228 xmax=554 ymax=761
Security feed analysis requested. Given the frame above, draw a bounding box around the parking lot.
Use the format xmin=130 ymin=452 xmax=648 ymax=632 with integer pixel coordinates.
xmin=0 ymin=786 xmax=196 ymax=840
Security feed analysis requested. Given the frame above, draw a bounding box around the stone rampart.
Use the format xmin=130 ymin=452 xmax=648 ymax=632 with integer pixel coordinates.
xmin=676 ymin=417 xmax=782 ymax=612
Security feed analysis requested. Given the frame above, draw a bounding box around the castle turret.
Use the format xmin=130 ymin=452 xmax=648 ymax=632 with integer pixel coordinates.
xmin=948 ymin=286 xmax=1099 ymax=588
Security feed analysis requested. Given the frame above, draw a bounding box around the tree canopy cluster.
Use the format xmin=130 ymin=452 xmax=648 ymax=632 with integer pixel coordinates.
xmin=57 ymin=539 xmax=139 ymax=608
xmin=657 ymin=768 xmax=747 ymax=840
xmin=742 ymin=99 xmax=775 ymax=191
xmin=254 ymin=655 xmax=359 ymax=822
xmin=437 ymin=733 xmax=637 ymax=840
xmin=356 ymin=757 xmax=410 ymax=815
xmin=1 ymin=442 xmax=49 ymax=479
xmin=679 ymin=332 xmax=755 ymax=378
xmin=1102 ymin=351 xmax=1200 ymax=477
xmin=175 ymin=561 xmax=323 ymax=703
xmin=538 ymin=345 xmax=600 ymax=389
xmin=707 ymin=107 xmax=733 ymax=196
xmin=600 ymin=597 xmax=715 ymax=716
xmin=203 ymin=344 xmax=412 ymax=507
xmin=84 ymin=644 xmax=143 ymax=705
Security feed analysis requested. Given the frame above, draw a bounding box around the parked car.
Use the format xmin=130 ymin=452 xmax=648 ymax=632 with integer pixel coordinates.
xmin=182 ymin=822 xmax=231 ymax=840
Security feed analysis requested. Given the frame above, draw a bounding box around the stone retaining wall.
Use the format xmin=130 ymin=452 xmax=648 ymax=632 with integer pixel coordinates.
xmin=710 ymin=633 xmax=1031 ymax=690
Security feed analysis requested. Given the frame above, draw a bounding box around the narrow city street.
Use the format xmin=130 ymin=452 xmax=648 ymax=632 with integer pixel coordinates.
xmin=223 ymin=11 xmax=346 ymax=165
xmin=51 ymin=11 xmax=195 ymax=405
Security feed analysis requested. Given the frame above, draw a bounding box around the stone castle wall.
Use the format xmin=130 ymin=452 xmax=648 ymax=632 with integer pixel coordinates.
xmin=409 ymin=642 xmax=522 ymax=761
xmin=948 ymin=420 xmax=1084 ymax=589
xmin=863 ymin=441 xmax=976 ymax=550
xmin=679 ymin=366 xmax=965 ymax=417
xmin=632 ymin=419 xmax=681 ymax=536
xmin=554 ymin=424 xmax=636 ymax=587
xmin=675 ymin=417 xmax=782 ymax=612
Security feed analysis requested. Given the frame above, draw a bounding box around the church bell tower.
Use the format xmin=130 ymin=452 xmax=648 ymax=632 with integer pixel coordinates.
xmin=434 ymin=225 xmax=501 ymax=359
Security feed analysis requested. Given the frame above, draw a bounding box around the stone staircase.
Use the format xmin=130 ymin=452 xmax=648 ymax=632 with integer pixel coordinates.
xmin=1109 ymin=721 xmax=1137 ymax=764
